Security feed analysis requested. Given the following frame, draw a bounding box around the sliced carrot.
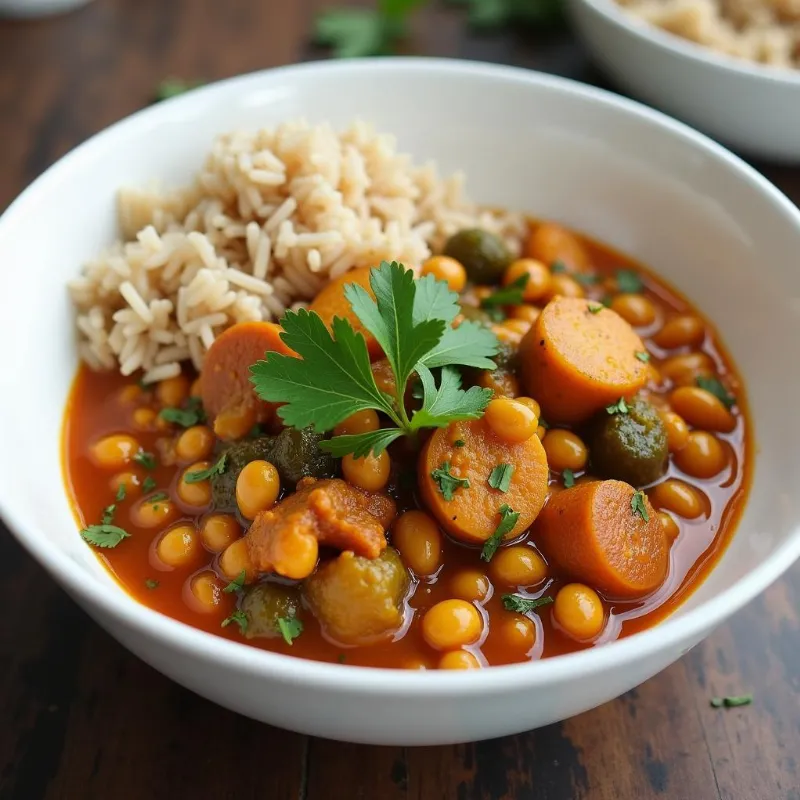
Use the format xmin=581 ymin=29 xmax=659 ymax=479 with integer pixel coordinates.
xmin=419 ymin=418 xmax=549 ymax=546
xmin=519 ymin=297 xmax=649 ymax=424
xmin=308 ymin=266 xmax=383 ymax=360
xmin=533 ymin=479 xmax=668 ymax=599
xmin=525 ymin=222 xmax=590 ymax=272
xmin=200 ymin=321 xmax=295 ymax=431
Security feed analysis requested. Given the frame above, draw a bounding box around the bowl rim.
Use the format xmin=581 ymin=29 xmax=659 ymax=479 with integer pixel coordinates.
xmin=2 ymin=56 xmax=800 ymax=695
xmin=573 ymin=0 xmax=800 ymax=86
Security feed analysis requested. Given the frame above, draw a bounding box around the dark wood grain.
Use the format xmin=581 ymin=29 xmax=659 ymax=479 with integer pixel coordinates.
xmin=1 ymin=2 xmax=798 ymax=799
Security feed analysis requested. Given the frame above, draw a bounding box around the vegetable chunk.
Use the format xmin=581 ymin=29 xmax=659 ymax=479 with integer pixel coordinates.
xmin=519 ymin=297 xmax=649 ymax=424
xmin=419 ymin=418 xmax=549 ymax=545
xmin=533 ymin=479 xmax=668 ymax=599
xmin=241 ymin=582 xmax=302 ymax=640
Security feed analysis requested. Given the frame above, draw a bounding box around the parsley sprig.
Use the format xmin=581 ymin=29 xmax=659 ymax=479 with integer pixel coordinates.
xmin=481 ymin=503 xmax=521 ymax=561
xmin=250 ymin=262 xmax=497 ymax=458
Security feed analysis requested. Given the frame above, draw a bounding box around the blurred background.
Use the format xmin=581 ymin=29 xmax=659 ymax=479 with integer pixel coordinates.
xmin=0 ymin=2 xmax=798 ymax=799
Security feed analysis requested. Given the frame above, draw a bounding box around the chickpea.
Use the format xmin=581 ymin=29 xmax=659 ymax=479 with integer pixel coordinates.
xmin=536 ymin=425 xmax=547 ymax=440
xmin=653 ymin=315 xmax=705 ymax=350
xmin=509 ymin=305 xmax=541 ymax=325
xmin=218 ymin=537 xmax=257 ymax=583
xmin=213 ymin=405 xmax=257 ymax=441
xmin=450 ymin=569 xmax=492 ymax=603
xmin=156 ymin=374 xmax=190 ymax=408
xmin=342 ymin=450 xmax=390 ymax=492
xmin=501 ymin=319 xmax=532 ymax=337
xmin=132 ymin=408 xmax=157 ymax=431
xmin=402 ymin=658 xmax=430 ymax=670
xmin=554 ymin=583 xmax=604 ymax=641
xmin=650 ymin=479 xmax=706 ymax=519
xmin=201 ymin=514 xmax=241 ymax=553
xmin=118 ymin=384 xmax=142 ymax=404
xmin=492 ymin=324 xmax=524 ymax=346
xmin=90 ymin=434 xmax=141 ymax=470
xmin=503 ymin=259 xmax=552 ymax=302
xmin=484 ymin=397 xmax=537 ymax=443
xmin=421 ymin=255 xmax=467 ymax=292
xmin=490 ymin=546 xmax=547 ymax=588
xmin=659 ymin=410 xmax=690 ymax=452
xmin=177 ymin=461 xmax=213 ymax=508
xmin=334 ymin=409 xmax=380 ymax=438
xmin=660 ymin=352 xmax=714 ymax=386
xmin=268 ymin=525 xmax=319 ymax=580
xmin=674 ymin=431 xmax=727 ymax=479
xmin=438 ymin=650 xmax=481 ymax=670
xmin=392 ymin=510 xmax=442 ymax=577
xmin=187 ymin=571 xmax=226 ymax=613
xmin=547 ymin=274 xmax=584 ymax=300
xmin=422 ymin=599 xmax=483 ymax=651
xmin=658 ymin=511 xmax=680 ymax=543
xmin=156 ymin=524 xmax=201 ymax=568
xmin=133 ymin=496 xmax=177 ymax=528
xmin=236 ymin=460 xmax=281 ymax=519
xmin=496 ymin=613 xmax=536 ymax=652
xmin=526 ymin=223 xmax=590 ymax=271
xmin=670 ymin=386 xmax=736 ymax=433
xmin=109 ymin=470 xmax=143 ymax=498
xmin=189 ymin=376 xmax=203 ymax=398
xmin=542 ymin=429 xmax=588 ymax=472
xmin=477 ymin=370 xmax=520 ymax=398
xmin=516 ymin=397 xmax=541 ymax=418
xmin=175 ymin=425 xmax=215 ymax=462
xmin=610 ymin=294 xmax=656 ymax=327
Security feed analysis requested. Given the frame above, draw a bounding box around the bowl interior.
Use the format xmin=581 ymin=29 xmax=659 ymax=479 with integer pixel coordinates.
xmin=1 ymin=60 xmax=799 ymax=659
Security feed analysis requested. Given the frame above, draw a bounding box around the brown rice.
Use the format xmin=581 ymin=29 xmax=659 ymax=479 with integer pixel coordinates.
xmin=68 ymin=119 xmax=525 ymax=383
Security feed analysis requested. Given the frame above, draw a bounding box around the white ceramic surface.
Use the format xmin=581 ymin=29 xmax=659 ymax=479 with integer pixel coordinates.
xmin=0 ymin=0 xmax=91 ymax=17
xmin=568 ymin=0 xmax=800 ymax=162
xmin=0 ymin=58 xmax=799 ymax=746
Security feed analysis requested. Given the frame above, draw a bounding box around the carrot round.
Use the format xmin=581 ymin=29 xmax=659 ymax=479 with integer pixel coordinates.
xmin=419 ymin=419 xmax=549 ymax=546
xmin=519 ymin=297 xmax=649 ymax=425
xmin=533 ymin=479 xmax=668 ymax=599
xmin=200 ymin=321 xmax=295 ymax=425
xmin=308 ymin=266 xmax=383 ymax=360
xmin=525 ymin=222 xmax=590 ymax=272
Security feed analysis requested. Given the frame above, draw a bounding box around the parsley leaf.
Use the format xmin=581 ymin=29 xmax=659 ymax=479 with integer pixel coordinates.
xmin=710 ymin=694 xmax=752 ymax=708
xmin=154 ymin=78 xmax=204 ymax=102
xmin=588 ymin=304 xmax=603 ymax=314
xmin=431 ymin=462 xmax=470 ymax=501
xmin=148 ymin=491 xmax=169 ymax=504
xmin=101 ymin=504 xmax=116 ymax=525
xmin=455 ymin=0 xmax=565 ymax=29
xmin=502 ymin=594 xmax=554 ymax=614
xmin=615 ymin=269 xmax=643 ymax=293
xmin=480 ymin=274 xmax=528 ymax=308
xmin=631 ymin=490 xmax=650 ymax=522
xmin=323 ymin=427 xmax=405 ymax=459
xmin=223 ymin=570 xmax=246 ymax=594
xmin=145 ymin=578 xmax=160 ymax=590
xmin=133 ymin=451 xmax=157 ymax=470
xmin=80 ymin=524 xmax=130 ymax=549
xmin=606 ymin=397 xmax=629 ymax=415
xmin=410 ymin=365 xmax=492 ymax=431
xmin=159 ymin=397 xmax=206 ymax=427
xmin=635 ymin=350 xmax=651 ymax=362
xmin=696 ymin=376 xmax=736 ymax=409
xmin=278 ymin=617 xmax=304 ymax=645
xmin=454 ymin=439 xmax=466 ymax=447
xmin=221 ymin=609 xmax=248 ymax=635
xmin=142 ymin=476 xmax=157 ymax=493
xmin=481 ymin=504 xmax=521 ymax=561
xmin=488 ymin=463 xmax=515 ymax=492
xmin=562 ymin=468 xmax=575 ymax=488
xmin=419 ymin=320 xmax=498 ymax=371
xmin=115 ymin=484 xmax=127 ymax=502
xmin=184 ymin=453 xmax=228 ymax=484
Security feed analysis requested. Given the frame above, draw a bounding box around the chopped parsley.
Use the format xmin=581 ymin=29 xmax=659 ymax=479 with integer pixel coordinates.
xmin=80 ymin=524 xmax=130 ymax=549
xmin=631 ymin=490 xmax=650 ymax=522
xmin=551 ymin=261 xmax=567 ymax=274
xmin=133 ymin=451 xmax=157 ymax=470
xmin=488 ymin=463 xmax=515 ymax=493
xmin=431 ymin=462 xmax=470 ymax=501
xmin=223 ymin=570 xmax=246 ymax=594
xmin=159 ymin=397 xmax=206 ymax=427
xmin=101 ymin=504 xmax=116 ymax=525
xmin=278 ymin=617 xmax=303 ymax=645
xmin=184 ymin=453 xmax=228 ymax=484
xmin=587 ymin=304 xmax=603 ymax=314
xmin=145 ymin=578 xmax=160 ymax=590
xmin=606 ymin=397 xmax=629 ymax=415
xmin=538 ymin=417 xmax=550 ymax=430
xmin=154 ymin=78 xmax=204 ymax=102
xmin=115 ymin=484 xmax=127 ymax=502
xmin=337 ymin=653 xmax=347 ymax=664
xmin=453 ymin=439 xmax=466 ymax=448
xmin=142 ymin=476 xmax=157 ymax=493
xmin=574 ymin=273 xmax=601 ymax=286
xmin=562 ymin=468 xmax=575 ymax=488
xmin=635 ymin=350 xmax=651 ymax=362
xmin=221 ymin=609 xmax=248 ymax=635
xmin=147 ymin=492 xmax=169 ymax=504
xmin=710 ymin=694 xmax=752 ymax=708
xmin=696 ymin=376 xmax=736 ymax=410
xmin=502 ymin=594 xmax=554 ymax=614
xmin=481 ymin=504 xmax=521 ymax=562
xmin=615 ymin=269 xmax=643 ymax=293
xmin=480 ymin=274 xmax=529 ymax=308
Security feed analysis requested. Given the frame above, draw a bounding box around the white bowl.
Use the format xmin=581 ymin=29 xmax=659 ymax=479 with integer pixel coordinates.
xmin=568 ymin=0 xmax=800 ymax=162
xmin=1 ymin=58 xmax=799 ymax=746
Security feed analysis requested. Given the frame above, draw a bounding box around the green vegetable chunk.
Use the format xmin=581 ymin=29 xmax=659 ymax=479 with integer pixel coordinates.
xmin=587 ymin=396 xmax=668 ymax=486
xmin=444 ymin=228 xmax=512 ymax=284
xmin=304 ymin=548 xmax=409 ymax=646
xmin=241 ymin=582 xmax=303 ymax=640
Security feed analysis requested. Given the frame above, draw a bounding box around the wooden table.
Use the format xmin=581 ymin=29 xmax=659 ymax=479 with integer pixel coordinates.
xmin=0 ymin=2 xmax=798 ymax=798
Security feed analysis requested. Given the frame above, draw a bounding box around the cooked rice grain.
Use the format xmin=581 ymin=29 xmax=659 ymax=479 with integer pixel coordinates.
xmin=70 ymin=119 xmax=525 ymax=379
